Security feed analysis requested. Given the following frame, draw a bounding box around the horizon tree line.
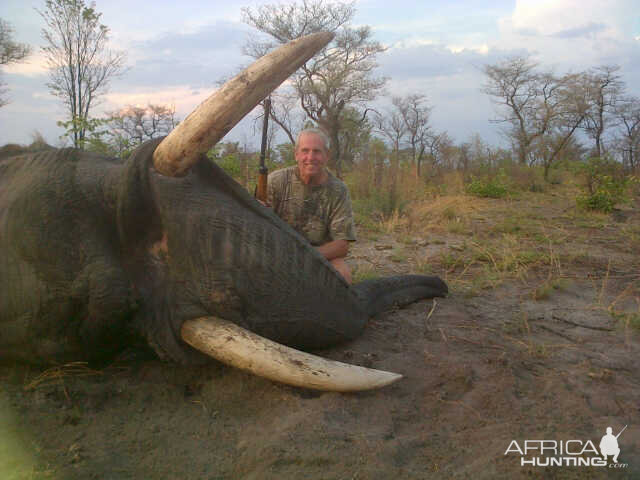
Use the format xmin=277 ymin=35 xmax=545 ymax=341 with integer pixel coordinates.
xmin=1 ymin=0 xmax=638 ymax=178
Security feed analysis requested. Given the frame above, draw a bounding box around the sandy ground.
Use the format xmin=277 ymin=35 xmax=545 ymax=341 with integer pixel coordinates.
xmin=1 ymin=193 xmax=639 ymax=479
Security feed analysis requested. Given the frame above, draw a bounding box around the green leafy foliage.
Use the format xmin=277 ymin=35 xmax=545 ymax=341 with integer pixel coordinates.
xmin=57 ymin=116 xmax=109 ymax=151
xmin=576 ymin=157 xmax=636 ymax=213
xmin=465 ymin=170 xmax=510 ymax=198
xmin=211 ymin=152 xmax=244 ymax=179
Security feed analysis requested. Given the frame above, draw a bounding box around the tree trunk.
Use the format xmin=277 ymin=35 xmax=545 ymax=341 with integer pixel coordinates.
xmin=373 ymin=149 xmax=383 ymax=188
xmin=329 ymin=130 xmax=342 ymax=179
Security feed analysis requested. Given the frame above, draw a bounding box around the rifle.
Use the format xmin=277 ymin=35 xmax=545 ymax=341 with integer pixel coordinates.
xmin=616 ymin=425 xmax=628 ymax=439
xmin=255 ymin=97 xmax=271 ymax=203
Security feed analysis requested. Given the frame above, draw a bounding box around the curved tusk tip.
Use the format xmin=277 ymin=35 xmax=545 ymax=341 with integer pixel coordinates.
xmin=181 ymin=317 xmax=405 ymax=392
xmin=368 ymin=371 xmax=403 ymax=390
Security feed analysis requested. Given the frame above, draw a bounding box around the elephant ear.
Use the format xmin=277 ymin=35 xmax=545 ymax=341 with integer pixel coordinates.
xmin=152 ymin=32 xmax=334 ymax=177
xmin=116 ymin=138 xmax=164 ymax=248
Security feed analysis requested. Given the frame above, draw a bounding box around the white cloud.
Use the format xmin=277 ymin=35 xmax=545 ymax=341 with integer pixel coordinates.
xmin=492 ymin=0 xmax=638 ymax=70
xmin=103 ymin=86 xmax=214 ymax=118
xmin=389 ymin=37 xmax=436 ymax=49
xmin=3 ymin=52 xmax=49 ymax=77
xmin=504 ymin=0 xmax=627 ymax=40
xmin=511 ymin=0 xmax=578 ymax=35
xmin=447 ymin=44 xmax=489 ymax=55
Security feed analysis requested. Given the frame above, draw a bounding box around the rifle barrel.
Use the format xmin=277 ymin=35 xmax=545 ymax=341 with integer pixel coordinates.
xmin=615 ymin=425 xmax=628 ymax=439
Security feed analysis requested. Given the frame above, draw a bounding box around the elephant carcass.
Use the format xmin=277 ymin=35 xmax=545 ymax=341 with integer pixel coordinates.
xmin=0 ymin=33 xmax=447 ymax=391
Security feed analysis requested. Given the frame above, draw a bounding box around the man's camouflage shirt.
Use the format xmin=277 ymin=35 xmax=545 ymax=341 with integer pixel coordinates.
xmin=267 ymin=165 xmax=357 ymax=246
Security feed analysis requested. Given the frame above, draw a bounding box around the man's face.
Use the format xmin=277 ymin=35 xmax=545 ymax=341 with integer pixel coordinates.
xmin=295 ymin=133 xmax=329 ymax=182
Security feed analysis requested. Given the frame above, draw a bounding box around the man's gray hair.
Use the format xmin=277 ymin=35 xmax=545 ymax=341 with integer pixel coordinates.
xmin=295 ymin=128 xmax=330 ymax=152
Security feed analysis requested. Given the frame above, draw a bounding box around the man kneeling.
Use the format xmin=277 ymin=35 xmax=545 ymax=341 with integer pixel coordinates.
xmin=267 ymin=128 xmax=356 ymax=284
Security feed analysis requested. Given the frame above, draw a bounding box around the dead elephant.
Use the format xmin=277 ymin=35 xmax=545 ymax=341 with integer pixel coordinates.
xmin=0 ymin=33 xmax=447 ymax=391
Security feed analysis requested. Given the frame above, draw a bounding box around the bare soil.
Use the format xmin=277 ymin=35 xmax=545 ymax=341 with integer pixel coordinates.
xmin=2 ymin=190 xmax=639 ymax=479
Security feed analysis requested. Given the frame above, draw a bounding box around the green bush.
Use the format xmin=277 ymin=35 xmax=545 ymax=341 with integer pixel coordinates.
xmin=576 ymin=158 xmax=635 ymax=213
xmin=465 ymin=170 xmax=510 ymax=198
xmin=212 ymin=153 xmax=243 ymax=179
xmin=576 ymin=176 xmax=626 ymax=212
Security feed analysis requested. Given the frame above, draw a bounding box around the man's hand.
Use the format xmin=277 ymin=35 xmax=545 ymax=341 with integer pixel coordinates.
xmin=316 ymin=240 xmax=352 ymax=284
xmin=316 ymin=239 xmax=349 ymax=261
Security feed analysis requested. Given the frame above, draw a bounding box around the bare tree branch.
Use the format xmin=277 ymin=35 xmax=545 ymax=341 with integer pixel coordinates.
xmin=581 ymin=65 xmax=624 ymax=158
xmin=483 ymin=56 xmax=591 ymax=179
xmin=0 ymin=18 xmax=32 ymax=107
xmin=242 ymin=0 xmax=386 ymax=177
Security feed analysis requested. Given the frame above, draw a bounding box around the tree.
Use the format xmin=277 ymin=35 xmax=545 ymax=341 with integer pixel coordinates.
xmin=374 ymin=104 xmax=406 ymax=180
xmin=484 ymin=56 xmax=590 ymax=179
xmin=38 ymin=0 xmax=126 ymax=149
xmin=424 ymin=131 xmax=453 ymax=171
xmin=392 ymin=94 xmax=432 ymax=177
xmin=532 ymin=72 xmax=590 ymax=179
xmin=337 ymin=106 xmax=373 ymax=168
xmin=367 ymin=137 xmax=387 ymax=188
xmin=0 ymin=18 xmax=32 ymax=107
xmin=582 ymin=65 xmax=624 ymax=158
xmin=104 ymin=103 xmax=179 ymax=158
xmin=483 ymin=55 xmax=540 ymax=165
xmin=614 ymin=96 xmax=640 ymax=171
xmin=264 ymin=89 xmax=305 ymax=145
xmin=242 ymin=0 xmax=386 ymax=177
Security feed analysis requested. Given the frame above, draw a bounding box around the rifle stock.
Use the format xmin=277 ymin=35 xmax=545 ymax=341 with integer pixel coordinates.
xmin=256 ymin=98 xmax=271 ymax=202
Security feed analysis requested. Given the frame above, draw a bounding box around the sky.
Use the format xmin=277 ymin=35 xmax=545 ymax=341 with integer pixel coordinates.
xmin=1 ymin=0 xmax=639 ymax=150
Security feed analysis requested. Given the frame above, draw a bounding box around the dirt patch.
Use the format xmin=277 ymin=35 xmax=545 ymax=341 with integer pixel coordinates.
xmin=2 ymin=193 xmax=640 ymax=479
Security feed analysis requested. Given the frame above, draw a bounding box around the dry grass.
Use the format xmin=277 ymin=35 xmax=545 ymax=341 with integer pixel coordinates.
xmin=600 ymin=277 xmax=640 ymax=333
xmin=376 ymin=209 xmax=405 ymax=234
xmin=385 ymin=181 xmax=637 ymax=297
xmin=352 ymin=174 xmax=639 ymax=305
xmin=24 ymin=362 xmax=102 ymax=391
xmin=406 ymin=195 xmax=487 ymax=237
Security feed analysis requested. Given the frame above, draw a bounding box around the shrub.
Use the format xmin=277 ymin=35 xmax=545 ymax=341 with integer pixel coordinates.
xmin=576 ymin=158 xmax=636 ymax=213
xmin=465 ymin=170 xmax=510 ymax=198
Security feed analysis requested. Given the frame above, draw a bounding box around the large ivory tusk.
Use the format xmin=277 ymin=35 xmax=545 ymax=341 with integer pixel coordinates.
xmin=181 ymin=317 xmax=402 ymax=392
xmin=153 ymin=32 xmax=334 ymax=177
